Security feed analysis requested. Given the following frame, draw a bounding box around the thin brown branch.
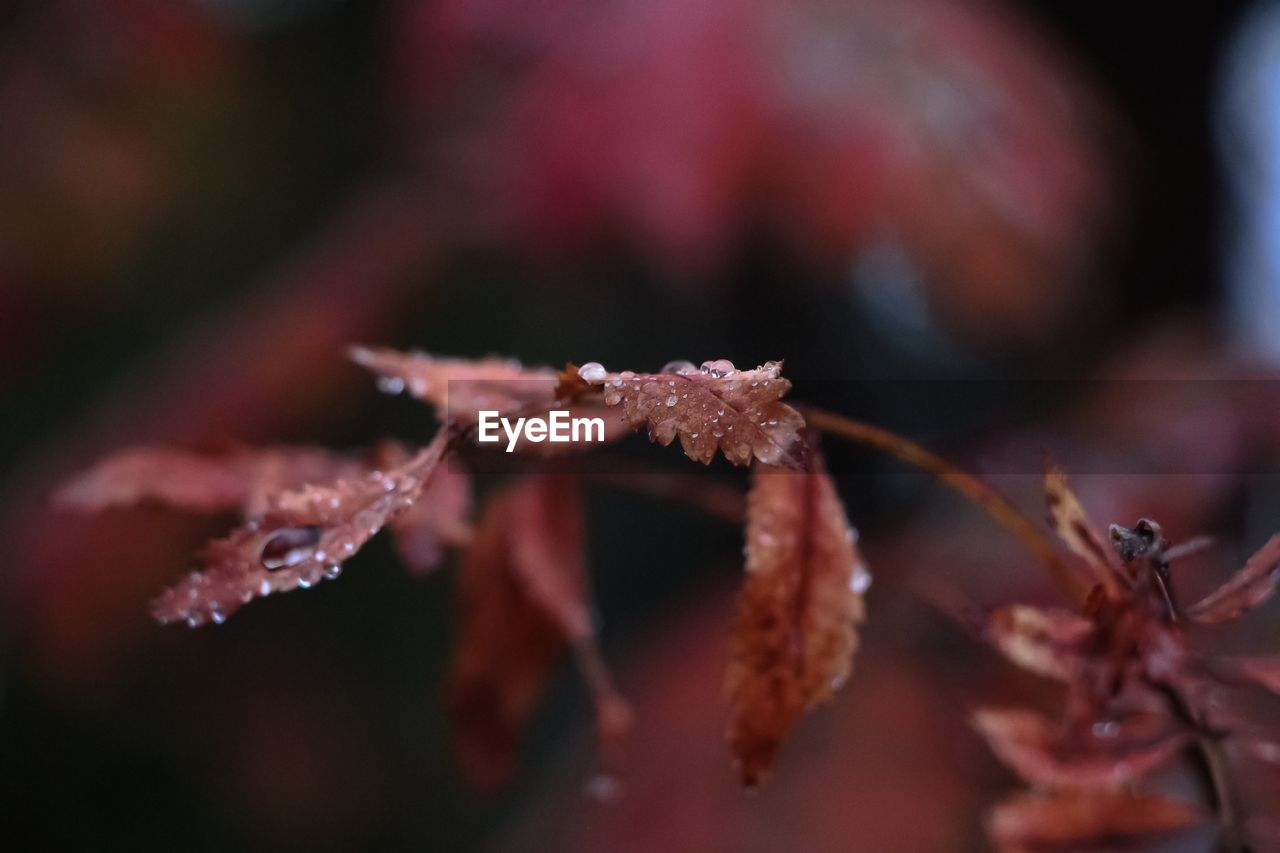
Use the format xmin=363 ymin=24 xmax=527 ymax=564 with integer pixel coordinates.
xmin=802 ymin=406 xmax=1091 ymax=604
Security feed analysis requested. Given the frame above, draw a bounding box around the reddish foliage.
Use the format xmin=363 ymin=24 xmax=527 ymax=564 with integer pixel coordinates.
xmin=725 ymin=453 xmax=868 ymax=786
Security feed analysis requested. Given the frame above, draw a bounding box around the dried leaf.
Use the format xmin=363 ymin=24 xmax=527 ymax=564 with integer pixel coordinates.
xmin=987 ymin=790 xmax=1206 ymax=851
xmin=725 ymin=454 xmax=868 ymax=786
xmin=448 ymin=474 xmax=630 ymax=788
xmin=972 ymin=707 xmax=1185 ymax=789
xmin=580 ymin=359 xmax=807 ymax=468
xmin=1044 ymin=465 xmax=1121 ymax=593
xmin=350 ymin=346 xmax=559 ymax=423
xmin=1187 ymin=533 xmax=1280 ymax=624
xmin=151 ymin=428 xmax=455 ymax=626
xmin=986 ymin=605 xmax=1093 ymax=681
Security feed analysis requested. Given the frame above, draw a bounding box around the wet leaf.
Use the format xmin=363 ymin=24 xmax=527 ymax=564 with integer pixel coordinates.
xmin=151 ymin=428 xmax=455 ymax=627
xmin=725 ymin=454 xmax=868 ymax=786
xmin=580 ymin=359 xmax=806 ymax=468
xmin=349 ymin=346 xmax=559 ymax=423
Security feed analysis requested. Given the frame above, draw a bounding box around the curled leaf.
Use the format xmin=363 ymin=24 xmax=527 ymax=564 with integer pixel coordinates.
xmin=986 ymin=604 xmax=1093 ymax=681
xmin=448 ymin=474 xmax=630 ymax=788
xmin=152 ymin=428 xmax=455 ymax=627
xmin=987 ymin=790 xmax=1206 ymax=851
xmin=581 ymin=359 xmax=806 ymax=468
xmin=972 ymin=707 xmax=1185 ymax=789
xmin=725 ymin=454 xmax=868 ymax=787
xmin=1187 ymin=533 xmax=1280 ymax=624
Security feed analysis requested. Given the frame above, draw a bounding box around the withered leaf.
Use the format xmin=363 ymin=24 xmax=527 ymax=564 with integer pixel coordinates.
xmin=350 ymin=346 xmax=559 ymax=423
xmin=725 ymin=454 xmax=869 ymax=787
xmin=151 ymin=428 xmax=456 ymax=627
xmin=1186 ymin=533 xmax=1280 ymax=624
xmin=972 ymin=707 xmax=1185 ymax=789
xmin=987 ymin=790 xmax=1206 ymax=851
xmin=580 ymin=360 xmax=807 ymax=468
xmin=448 ymin=474 xmax=630 ymax=788
xmin=986 ymin=605 xmax=1093 ymax=682
xmin=1044 ymin=465 xmax=1122 ymax=594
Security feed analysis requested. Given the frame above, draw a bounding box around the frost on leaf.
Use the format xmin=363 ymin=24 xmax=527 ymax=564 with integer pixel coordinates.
xmin=58 ymin=441 xmax=472 ymax=579
xmin=349 ymin=346 xmax=559 ymax=424
xmin=448 ymin=474 xmax=630 ymax=788
xmin=987 ymin=790 xmax=1206 ymax=852
xmin=151 ymin=428 xmax=456 ymax=627
xmin=725 ymin=453 xmax=868 ymax=787
xmin=972 ymin=707 xmax=1185 ymax=789
xmin=578 ymin=359 xmax=807 ymax=468
xmin=1186 ymin=533 xmax=1280 ymax=624
xmin=985 ymin=605 xmax=1093 ymax=681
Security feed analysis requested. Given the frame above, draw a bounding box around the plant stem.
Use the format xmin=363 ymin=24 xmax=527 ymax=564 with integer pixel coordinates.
xmin=803 ymin=406 xmax=1091 ymax=603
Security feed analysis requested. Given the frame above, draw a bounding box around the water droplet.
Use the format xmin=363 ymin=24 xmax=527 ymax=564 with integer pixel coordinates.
xmin=323 ymin=564 xmax=342 ymax=580
xmin=578 ymin=362 xmax=607 ymax=383
xmin=376 ymin=376 xmax=406 ymax=395
xmin=259 ymin=579 xmax=272 ymax=596
xmin=850 ymin=563 xmax=872 ymax=594
xmin=210 ymin=610 xmax=226 ymax=625
xmin=700 ymin=359 xmax=736 ymax=378
xmin=260 ymin=526 xmax=322 ymax=570
xmin=690 ymin=432 xmax=699 ymax=439
xmin=665 ymin=395 xmax=678 ymax=407
xmin=186 ymin=614 xmax=201 ymax=628
xmin=661 ymin=360 xmax=697 ymax=374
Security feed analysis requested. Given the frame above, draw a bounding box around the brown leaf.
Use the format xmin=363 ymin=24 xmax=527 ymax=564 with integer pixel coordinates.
xmin=972 ymin=707 xmax=1185 ymax=789
xmin=349 ymin=346 xmax=559 ymax=423
xmin=581 ymin=359 xmax=807 ymax=468
xmin=725 ymin=454 xmax=869 ymax=787
xmin=1187 ymin=533 xmax=1280 ymax=624
xmin=53 ymin=446 xmax=365 ymax=514
xmin=987 ymin=790 xmax=1206 ymax=851
xmin=986 ymin=605 xmax=1093 ymax=681
xmin=448 ymin=474 xmax=630 ymax=788
xmin=1044 ymin=465 xmax=1121 ymax=594
xmin=151 ymin=428 xmax=456 ymax=627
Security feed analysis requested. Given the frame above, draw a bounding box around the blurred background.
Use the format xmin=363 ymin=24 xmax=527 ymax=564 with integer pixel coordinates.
xmin=3 ymin=0 xmax=1280 ymax=850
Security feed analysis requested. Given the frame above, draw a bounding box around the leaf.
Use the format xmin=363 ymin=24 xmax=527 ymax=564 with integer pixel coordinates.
xmin=448 ymin=474 xmax=630 ymax=788
xmin=54 ymin=446 xmax=365 ymax=514
xmin=972 ymin=707 xmax=1185 ymax=789
xmin=725 ymin=454 xmax=868 ymax=787
xmin=1187 ymin=533 xmax=1280 ymax=624
xmin=1044 ymin=465 xmax=1121 ymax=593
xmin=151 ymin=428 xmax=456 ymax=627
xmin=349 ymin=346 xmax=559 ymax=423
xmin=60 ymin=441 xmax=473 ymax=577
xmin=985 ymin=605 xmax=1093 ymax=681
xmin=580 ymin=359 xmax=807 ymax=468
xmin=1212 ymin=656 xmax=1280 ymax=694
xmin=987 ymin=790 xmax=1206 ymax=851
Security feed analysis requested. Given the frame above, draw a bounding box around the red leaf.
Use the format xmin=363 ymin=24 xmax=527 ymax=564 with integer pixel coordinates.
xmin=151 ymin=428 xmax=455 ymax=627
xmin=987 ymin=790 xmax=1206 ymax=851
xmin=985 ymin=604 xmax=1093 ymax=681
xmin=349 ymin=346 xmax=559 ymax=423
xmin=725 ymin=454 xmax=869 ymax=787
xmin=1212 ymin=656 xmax=1280 ymax=694
xmin=448 ymin=474 xmax=630 ymax=788
xmin=580 ymin=359 xmax=807 ymax=468
xmin=972 ymin=707 xmax=1185 ymax=789
xmin=1187 ymin=533 xmax=1280 ymax=624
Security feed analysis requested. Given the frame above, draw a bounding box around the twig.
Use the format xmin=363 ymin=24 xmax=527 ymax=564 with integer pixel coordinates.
xmin=802 ymin=406 xmax=1091 ymax=603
